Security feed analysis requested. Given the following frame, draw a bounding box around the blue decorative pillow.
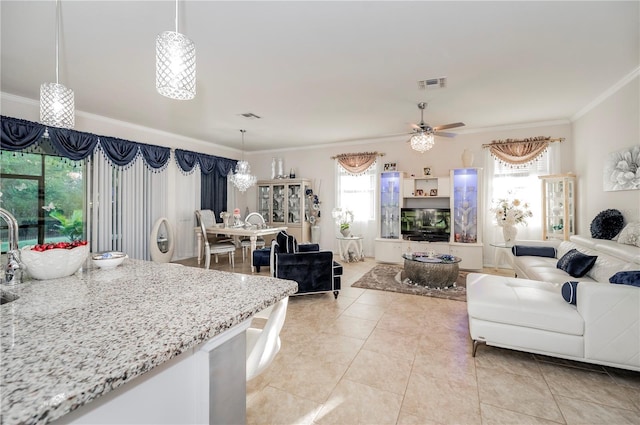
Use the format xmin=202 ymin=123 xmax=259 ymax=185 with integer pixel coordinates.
xmin=556 ymin=249 xmax=597 ymax=278
xmin=561 ymin=281 xmax=579 ymax=305
xmin=590 ymin=209 xmax=624 ymax=240
xmin=511 ymin=245 xmax=557 ymax=258
xmin=609 ymin=271 xmax=640 ymax=287
xmin=276 ymin=230 xmax=298 ymax=254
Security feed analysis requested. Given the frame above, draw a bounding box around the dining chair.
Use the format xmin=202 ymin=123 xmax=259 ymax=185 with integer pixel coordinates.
xmin=246 ymin=296 xmax=289 ymax=381
xmin=197 ymin=211 xmax=235 ymax=269
xmin=240 ymin=212 xmax=266 ymax=262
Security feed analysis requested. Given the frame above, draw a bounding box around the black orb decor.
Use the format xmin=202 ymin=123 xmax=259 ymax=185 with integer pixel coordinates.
xmin=590 ymin=209 xmax=625 ymax=240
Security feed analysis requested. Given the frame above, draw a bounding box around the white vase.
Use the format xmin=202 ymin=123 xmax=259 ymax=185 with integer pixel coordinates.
xmin=502 ymin=225 xmax=518 ymax=246
xmin=340 ymin=227 xmax=351 ymax=237
xmin=311 ymin=225 xmax=320 ymax=244
xmin=462 ymin=149 xmax=474 ymax=168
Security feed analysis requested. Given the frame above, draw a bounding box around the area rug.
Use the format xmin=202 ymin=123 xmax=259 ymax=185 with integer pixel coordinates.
xmin=351 ymin=264 xmax=468 ymax=302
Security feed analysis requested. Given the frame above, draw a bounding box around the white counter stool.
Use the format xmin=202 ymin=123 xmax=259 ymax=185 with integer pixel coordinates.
xmin=246 ymin=296 xmax=288 ymax=381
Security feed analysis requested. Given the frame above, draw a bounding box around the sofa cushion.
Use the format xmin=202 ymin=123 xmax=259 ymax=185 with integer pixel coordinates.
xmin=512 ymin=245 xmax=557 ymax=258
xmin=609 ymin=271 xmax=640 ymax=287
xmin=590 ymin=209 xmax=624 ymax=240
xmin=276 ymin=230 xmax=298 ymax=253
xmin=617 ymin=222 xmax=640 ymax=248
xmin=557 ymin=249 xmax=597 ymax=278
xmin=561 ymin=281 xmax=579 ymax=305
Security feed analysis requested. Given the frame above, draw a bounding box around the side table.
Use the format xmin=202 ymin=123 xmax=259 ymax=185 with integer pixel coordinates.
xmin=490 ymin=242 xmax=512 ymax=270
xmin=337 ymin=236 xmax=364 ymax=262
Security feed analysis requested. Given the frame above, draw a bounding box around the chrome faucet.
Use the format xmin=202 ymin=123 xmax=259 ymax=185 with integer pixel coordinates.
xmin=0 ymin=208 xmax=24 ymax=285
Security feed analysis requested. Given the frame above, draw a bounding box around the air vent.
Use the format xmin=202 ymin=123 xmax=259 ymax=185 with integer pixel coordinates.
xmin=417 ymin=77 xmax=447 ymax=90
xmin=239 ymin=112 xmax=261 ymax=119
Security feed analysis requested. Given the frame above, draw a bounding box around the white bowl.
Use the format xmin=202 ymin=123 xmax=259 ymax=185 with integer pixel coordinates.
xmin=21 ymin=244 xmax=90 ymax=280
xmin=92 ymin=252 xmax=127 ymax=269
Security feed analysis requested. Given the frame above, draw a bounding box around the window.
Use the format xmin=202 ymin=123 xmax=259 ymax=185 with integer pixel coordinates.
xmin=0 ymin=150 xmax=85 ymax=251
xmin=335 ymin=161 xmax=379 ymax=256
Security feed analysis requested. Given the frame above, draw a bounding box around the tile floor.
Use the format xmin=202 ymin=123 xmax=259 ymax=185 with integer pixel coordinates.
xmin=175 ymin=253 xmax=640 ymax=425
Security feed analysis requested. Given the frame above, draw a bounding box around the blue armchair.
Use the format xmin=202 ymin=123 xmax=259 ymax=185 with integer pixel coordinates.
xmin=267 ymin=231 xmax=342 ymax=299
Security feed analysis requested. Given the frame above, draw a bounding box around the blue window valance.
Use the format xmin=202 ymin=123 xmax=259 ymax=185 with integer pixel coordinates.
xmin=1 ymin=115 xmax=172 ymax=171
xmin=175 ymin=148 xmax=237 ymax=177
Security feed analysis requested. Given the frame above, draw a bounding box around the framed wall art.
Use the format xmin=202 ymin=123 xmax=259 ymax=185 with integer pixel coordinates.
xmin=603 ymin=145 xmax=640 ymax=191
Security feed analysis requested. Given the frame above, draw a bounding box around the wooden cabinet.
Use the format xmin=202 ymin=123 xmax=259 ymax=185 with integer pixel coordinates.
xmin=539 ymin=173 xmax=576 ymax=241
xmin=257 ymin=179 xmax=311 ymax=242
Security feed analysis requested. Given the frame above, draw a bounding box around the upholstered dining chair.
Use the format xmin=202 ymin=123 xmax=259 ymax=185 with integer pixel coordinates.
xmin=197 ymin=211 xmax=235 ymax=269
xmin=240 ymin=212 xmax=266 ymax=262
xmin=246 ymin=297 xmax=288 ymax=381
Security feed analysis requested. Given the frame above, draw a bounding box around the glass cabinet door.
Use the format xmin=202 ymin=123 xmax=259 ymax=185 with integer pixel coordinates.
xmin=380 ymin=172 xmax=401 ymax=238
xmin=451 ymin=168 xmax=479 ymax=243
xmin=541 ymin=174 xmax=576 ymax=240
xmin=258 ymin=185 xmax=271 ymax=222
xmin=287 ymin=183 xmax=302 ymax=224
xmin=272 ymin=184 xmax=285 ymax=223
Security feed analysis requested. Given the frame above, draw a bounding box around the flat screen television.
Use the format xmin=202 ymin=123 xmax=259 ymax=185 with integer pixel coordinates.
xmin=401 ymin=208 xmax=451 ymax=242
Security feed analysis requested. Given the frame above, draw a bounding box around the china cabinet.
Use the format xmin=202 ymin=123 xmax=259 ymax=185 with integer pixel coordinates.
xmin=257 ymin=179 xmax=311 ymax=242
xmin=539 ymin=173 xmax=576 ymax=241
xmin=379 ymin=171 xmax=402 ymax=239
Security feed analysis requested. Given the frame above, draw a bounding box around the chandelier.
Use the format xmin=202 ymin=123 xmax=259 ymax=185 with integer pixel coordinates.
xmin=230 ymin=130 xmax=257 ymax=192
xmin=156 ymin=0 xmax=196 ymax=100
xmin=410 ymin=131 xmax=435 ymax=153
xmin=40 ymin=0 xmax=74 ymax=129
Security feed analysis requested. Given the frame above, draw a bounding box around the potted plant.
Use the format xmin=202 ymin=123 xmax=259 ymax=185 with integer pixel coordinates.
xmin=332 ymin=208 xmax=354 ymax=237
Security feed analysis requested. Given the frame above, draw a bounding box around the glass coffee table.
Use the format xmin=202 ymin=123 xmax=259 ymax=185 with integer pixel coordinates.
xmin=401 ymin=252 xmax=462 ymax=289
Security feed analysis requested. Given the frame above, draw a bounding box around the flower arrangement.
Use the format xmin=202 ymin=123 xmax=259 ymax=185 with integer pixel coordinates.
xmin=305 ymin=188 xmax=321 ymax=225
xmin=491 ymin=196 xmax=532 ymax=227
xmin=331 ymin=208 xmax=354 ymax=231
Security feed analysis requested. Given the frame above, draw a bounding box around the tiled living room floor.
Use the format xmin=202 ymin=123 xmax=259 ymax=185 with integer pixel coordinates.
xmin=175 ymin=254 xmax=640 ymax=425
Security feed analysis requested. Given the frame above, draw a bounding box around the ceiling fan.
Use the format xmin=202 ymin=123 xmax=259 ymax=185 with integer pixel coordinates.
xmin=408 ymin=102 xmax=465 ymax=153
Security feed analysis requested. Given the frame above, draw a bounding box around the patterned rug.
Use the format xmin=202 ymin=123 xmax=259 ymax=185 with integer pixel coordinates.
xmin=351 ymin=264 xmax=468 ymax=302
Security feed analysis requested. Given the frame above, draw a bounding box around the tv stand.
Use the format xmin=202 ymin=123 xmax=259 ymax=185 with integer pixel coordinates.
xmin=374 ymin=238 xmax=483 ymax=271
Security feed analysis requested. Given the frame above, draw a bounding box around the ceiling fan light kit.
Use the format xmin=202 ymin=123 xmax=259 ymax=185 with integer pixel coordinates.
xmin=408 ymin=102 xmax=464 ymax=153
xmin=40 ymin=0 xmax=74 ymax=129
xmin=156 ymin=0 xmax=196 ymax=100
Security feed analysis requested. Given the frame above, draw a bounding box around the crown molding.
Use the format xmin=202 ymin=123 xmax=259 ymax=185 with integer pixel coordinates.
xmin=571 ymin=66 xmax=640 ymax=122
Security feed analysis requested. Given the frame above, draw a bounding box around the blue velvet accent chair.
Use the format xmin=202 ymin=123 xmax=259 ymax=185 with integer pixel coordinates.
xmin=268 ymin=233 xmax=341 ymax=299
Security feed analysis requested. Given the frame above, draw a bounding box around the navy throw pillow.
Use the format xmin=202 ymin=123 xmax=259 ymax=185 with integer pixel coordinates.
xmin=276 ymin=230 xmax=298 ymax=254
xmin=561 ymin=281 xmax=579 ymax=305
xmin=556 ymin=249 xmax=597 ymax=278
xmin=590 ymin=209 xmax=624 ymax=240
xmin=609 ymin=271 xmax=640 ymax=287
xmin=511 ymin=245 xmax=557 ymax=258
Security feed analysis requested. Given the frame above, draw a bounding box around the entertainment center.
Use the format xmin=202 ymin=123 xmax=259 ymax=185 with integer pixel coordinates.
xmin=375 ymin=168 xmax=483 ymax=271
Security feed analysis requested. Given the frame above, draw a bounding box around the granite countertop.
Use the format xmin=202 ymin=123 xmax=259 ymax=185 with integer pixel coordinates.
xmin=0 ymin=259 xmax=297 ymax=425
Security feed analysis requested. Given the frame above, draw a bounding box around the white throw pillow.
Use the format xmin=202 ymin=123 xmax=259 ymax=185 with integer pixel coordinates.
xmin=617 ymin=222 xmax=640 ymax=247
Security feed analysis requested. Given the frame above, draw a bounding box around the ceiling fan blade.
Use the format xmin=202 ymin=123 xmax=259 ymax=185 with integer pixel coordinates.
xmin=434 ymin=131 xmax=457 ymax=138
xmin=433 ymin=122 xmax=465 ymax=131
xmin=410 ymin=123 xmax=421 ymax=130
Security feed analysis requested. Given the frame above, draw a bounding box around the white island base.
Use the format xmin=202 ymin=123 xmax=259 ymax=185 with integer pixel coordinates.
xmin=55 ymin=321 xmax=250 ymax=425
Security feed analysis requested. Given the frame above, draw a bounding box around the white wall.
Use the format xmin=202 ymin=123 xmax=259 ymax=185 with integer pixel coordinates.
xmin=572 ymin=75 xmax=640 ymax=234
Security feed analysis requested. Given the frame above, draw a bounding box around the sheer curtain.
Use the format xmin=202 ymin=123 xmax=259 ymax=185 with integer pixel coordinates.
xmin=482 ymin=143 xmax=560 ymax=265
xmin=334 ymin=160 xmax=380 ymax=257
xmin=89 ymin=152 xmax=168 ymax=260
xmin=174 ymin=160 xmax=201 ymax=260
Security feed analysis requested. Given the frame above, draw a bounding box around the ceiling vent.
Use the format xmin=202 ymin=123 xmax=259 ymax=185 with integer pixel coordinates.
xmin=417 ymin=77 xmax=447 ymax=90
xmin=239 ymin=112 xmax=261 ymax=119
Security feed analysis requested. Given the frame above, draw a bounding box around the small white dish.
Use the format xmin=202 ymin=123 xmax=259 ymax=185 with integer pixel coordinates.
xmin=92 ymin=251 xmax=127 ymax=269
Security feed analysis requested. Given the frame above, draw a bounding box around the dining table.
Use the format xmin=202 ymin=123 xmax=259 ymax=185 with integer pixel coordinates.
xmin=194 ymin=224 xmax=287 ymax=271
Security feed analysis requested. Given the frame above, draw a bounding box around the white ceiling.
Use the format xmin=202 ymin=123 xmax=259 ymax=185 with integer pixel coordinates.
xmin=1 ymin=1 xmax=638 ymax=152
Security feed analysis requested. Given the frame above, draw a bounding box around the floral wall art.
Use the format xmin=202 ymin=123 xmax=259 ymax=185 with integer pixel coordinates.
xmin=603 ymin=145 xmax=640 ymax=191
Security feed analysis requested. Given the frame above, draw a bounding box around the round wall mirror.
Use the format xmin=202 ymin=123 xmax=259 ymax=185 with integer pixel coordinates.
xmin=150 ymin=217 xmax=175 ymax=263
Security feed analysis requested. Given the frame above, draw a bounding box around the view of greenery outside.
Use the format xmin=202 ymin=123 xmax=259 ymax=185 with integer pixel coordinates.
xmin=0 ymin=149 xmax=85 ymax=252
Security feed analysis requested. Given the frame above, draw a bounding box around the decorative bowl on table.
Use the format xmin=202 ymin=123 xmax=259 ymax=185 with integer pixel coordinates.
xmin=21 ymin=243 xmax=90 ymax=280
xmin=92 ymin=252 xmax=127 ymax=269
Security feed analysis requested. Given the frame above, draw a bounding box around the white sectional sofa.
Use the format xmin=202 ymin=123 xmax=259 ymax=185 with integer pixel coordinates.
xmin=467 ymin=235 xmax=640 ymax=371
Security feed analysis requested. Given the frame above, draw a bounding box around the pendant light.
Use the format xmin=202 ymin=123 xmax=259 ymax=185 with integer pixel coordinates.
xmin=230 ymin=130 xmax=257 ymax=193
xmin=410 ymin=131 xmax=435 ymax=153
xmin=40 ymin=0 xmax=74 ymax=129
xmin=156 ymin=0 xmax=196 ymax=100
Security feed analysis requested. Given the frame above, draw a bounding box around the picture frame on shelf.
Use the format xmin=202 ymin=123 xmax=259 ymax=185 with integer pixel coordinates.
xmin=423 ymin=167 xmax=432 ymax=176
xmin=430 ymin=189 xmax=438 ymax=196
xmin=383 ymin=162 xmax=397 ymax=172
xmin=416 ymin=189 xmax=424 ymax=196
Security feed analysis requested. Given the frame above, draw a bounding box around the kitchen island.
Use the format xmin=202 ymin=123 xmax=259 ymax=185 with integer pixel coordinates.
xmin=0 ymin=259 xmax=297 ymax=425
